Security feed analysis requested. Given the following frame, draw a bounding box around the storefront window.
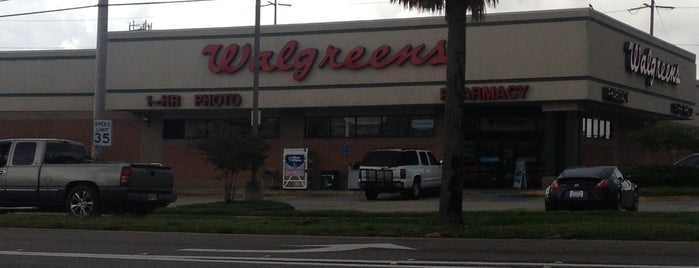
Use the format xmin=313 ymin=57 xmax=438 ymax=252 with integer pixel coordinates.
xmin=582 ymin=117 xmax=612 ymax=139
xmin=409 ymin=116 xmax=435 ymax=137
xmin=331 ymin=117 xmax=355 ymax=138
xmin=356 ymin=117 xmax=381 ymax=137
xmin=306 ymin=117 xmax=331 ymax=138
xmin=382 ymin=116 xmax=408 ymax=137
xmin=163 ymin=118 xmax=279 ymax=139
xmin=305 ymin=115 xmax=434 ymax=138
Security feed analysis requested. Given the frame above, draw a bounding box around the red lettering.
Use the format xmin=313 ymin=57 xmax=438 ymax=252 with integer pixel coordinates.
xmin=293 ymin=48 xmax=319 ymax=81
xmin=221 ymin=44 xmax=249 ymax=73
xmin=344 ymin=46 xmax=369 ymax=69
xmin=253 ymin=50 xmax=276 ymax=72
xmin=202 ymin=44 xmax=223 ymax=73
xmin=276 ymin=40 xmax=298 ymax=71
xmin=160 ymin=95 xmax=181 ymax=107
xmin=519 ymin=85 xmax=529 ymax=98
xmin=194 ymin=94 xmax=243 ymax=107
xmin=319 ymin=45 xmax=343 ymax=69
xmin=427 ymin=40 xmax=447 ymax=65
xmin=442 ymin=85 xmax=530 ymax=102
xmin=495 ymin=86 xmax=507 ymax=99
xmin=203 ymin=40 xmax=447 ymax=81
xmin=229 ymin=94 xmax=242 ymax=106
xmin=369 ymin=45 xmax=393 ymax=68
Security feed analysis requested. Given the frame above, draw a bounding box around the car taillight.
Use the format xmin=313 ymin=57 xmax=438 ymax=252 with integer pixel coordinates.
xmin=550 ymin=180 xmax=560 ymax=189
xmin=400 ymin=169 xmax=406 ymax=180
xmin=595 ymin=179 xmax=609 ymax=189
xmin=120 ymin=167 xmax=132 ymax=186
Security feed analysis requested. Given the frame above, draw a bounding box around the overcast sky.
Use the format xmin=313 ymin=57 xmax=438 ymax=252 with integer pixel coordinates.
xmin=1 ymin=0 xmax=698 ymax=78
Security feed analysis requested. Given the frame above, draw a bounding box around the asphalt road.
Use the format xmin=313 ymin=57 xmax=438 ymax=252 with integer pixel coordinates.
xmin=1 ymin=228 xmax=698 ymax=267
xmin=173 ymin=189 xmax=699 ymax=212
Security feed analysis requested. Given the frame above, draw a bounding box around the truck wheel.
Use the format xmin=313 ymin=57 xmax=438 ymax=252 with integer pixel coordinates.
xmin=66 ymin=186 xmax=99 ymax=217
xmin=365 ymin=189 xmax=378 ymax=200
xmin=409 ymin=180 xmax=421 ymax=199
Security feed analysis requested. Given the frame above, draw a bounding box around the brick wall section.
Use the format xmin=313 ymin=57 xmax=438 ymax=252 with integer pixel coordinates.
xmin=0 ymin=116 xmax=140 ymax=162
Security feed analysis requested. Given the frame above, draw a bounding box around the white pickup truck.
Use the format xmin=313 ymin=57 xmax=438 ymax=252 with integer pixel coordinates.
xmin=358 ymin=148 xmax=442 ymax=200
xmin=0 ymin=138 xmax=177 ymax=217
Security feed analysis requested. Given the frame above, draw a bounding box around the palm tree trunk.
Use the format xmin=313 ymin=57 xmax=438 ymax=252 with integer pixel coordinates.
xmin=439 ymin=0 xmax=466 ymax=226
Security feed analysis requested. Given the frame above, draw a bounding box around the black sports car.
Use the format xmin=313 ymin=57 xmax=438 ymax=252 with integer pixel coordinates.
xmin=545 ymin=166 xmax=638 ymax=211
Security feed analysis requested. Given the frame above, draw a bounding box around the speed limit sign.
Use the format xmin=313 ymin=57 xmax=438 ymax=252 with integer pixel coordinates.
xmin=93 ymin=119 xmax=112 ymax=146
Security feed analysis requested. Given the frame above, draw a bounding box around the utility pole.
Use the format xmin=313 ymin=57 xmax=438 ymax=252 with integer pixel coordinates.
xmin=252 ymin=0 xmax=261 ymax=136
xmin=92 ymin=0 xmax=108 ymax=161
xmin=245 ymin=0 xmax=263 ymax=201
xmin=628 ymin=0 xmax=674 ymax=36
xmin=261 ymin=0 xmax=291 ymax=25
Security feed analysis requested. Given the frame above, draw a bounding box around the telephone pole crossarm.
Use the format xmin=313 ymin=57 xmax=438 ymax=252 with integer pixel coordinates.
xmin=627 ymin=0 xmax=674 ymax=35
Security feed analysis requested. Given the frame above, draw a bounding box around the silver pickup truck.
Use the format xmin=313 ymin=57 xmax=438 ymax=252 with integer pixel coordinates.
xmin=0 ymin=138 xmax=177 ymax=217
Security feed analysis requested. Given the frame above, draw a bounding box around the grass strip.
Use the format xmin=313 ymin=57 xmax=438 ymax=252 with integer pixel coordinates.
xmin=1 ymin=200 xmax=698 ymax=241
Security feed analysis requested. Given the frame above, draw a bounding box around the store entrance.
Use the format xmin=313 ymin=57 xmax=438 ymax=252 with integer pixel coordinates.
xmin=463 ymin=133 xmax=543 ymax=188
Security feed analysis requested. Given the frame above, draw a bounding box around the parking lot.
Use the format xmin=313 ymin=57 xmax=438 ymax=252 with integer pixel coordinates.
xmin=173 ymin=189 xmax=699 ymax=212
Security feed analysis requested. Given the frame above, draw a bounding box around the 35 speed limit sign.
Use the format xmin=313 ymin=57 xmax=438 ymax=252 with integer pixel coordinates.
xmin=93 ymin=119 xmax=112 ymax=146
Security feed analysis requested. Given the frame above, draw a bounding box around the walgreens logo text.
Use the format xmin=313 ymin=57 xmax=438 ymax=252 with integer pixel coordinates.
xmin=202 ymin=40 xmax=446 ymax=81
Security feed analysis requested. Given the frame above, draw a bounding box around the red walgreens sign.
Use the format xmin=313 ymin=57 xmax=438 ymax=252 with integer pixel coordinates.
xmin=202 ymin=40 xmax=446 ymax=81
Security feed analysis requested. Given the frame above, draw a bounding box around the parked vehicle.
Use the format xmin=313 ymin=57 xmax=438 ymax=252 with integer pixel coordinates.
xmin=544 ymin=166 xmax=638 ymax=211
xmin=358 ymin=148 xmax=441 ymax=200
xmin=0 ymin=138 xmax=177 ymax=217
xmin=674 ymin=153 xmax=699 ymax=168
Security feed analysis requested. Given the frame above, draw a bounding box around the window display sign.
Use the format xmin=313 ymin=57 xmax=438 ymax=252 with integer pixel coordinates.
xmin=283 ymin=148 xmax=309 ymax=189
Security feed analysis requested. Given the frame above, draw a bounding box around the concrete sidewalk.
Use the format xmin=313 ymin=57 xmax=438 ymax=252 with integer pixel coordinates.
xmin=170 ymin=189 xmax=699 ymax=212
xmin=170 ymin=189 xmax=545 ymax=212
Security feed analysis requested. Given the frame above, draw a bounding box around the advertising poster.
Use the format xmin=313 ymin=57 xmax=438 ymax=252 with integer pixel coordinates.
xmin=283 ymin=148 xmax=308 ymax=189
xmin=513 ymin=160 xmax=526 ymax=189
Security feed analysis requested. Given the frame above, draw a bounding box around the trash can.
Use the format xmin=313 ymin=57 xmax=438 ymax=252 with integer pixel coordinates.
xmin=320 ymin=170 xmax=339 ymax=190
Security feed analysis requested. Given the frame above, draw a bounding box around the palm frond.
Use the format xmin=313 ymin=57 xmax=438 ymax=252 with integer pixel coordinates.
xmin=390 ymin=0 xmax=498 ymax=20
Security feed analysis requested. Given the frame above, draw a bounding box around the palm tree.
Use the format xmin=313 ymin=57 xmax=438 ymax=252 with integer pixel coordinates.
xmin=390 ymin=0 xmax=497 ymax=226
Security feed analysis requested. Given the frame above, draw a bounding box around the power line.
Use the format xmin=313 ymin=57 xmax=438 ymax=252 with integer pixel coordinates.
xmin=0 ymin=0 xmax=214 ymax=19
xmin=627 ymin=0 xmax=675 ymax=36
xmin=0 ymin=5 xmax=95 ymax=18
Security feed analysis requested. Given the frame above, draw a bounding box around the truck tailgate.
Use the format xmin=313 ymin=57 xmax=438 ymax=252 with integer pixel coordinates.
xmin=127 ymin=164 xmax=174 ymax=189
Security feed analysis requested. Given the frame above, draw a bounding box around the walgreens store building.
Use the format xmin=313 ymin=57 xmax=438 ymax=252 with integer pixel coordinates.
xmin=1 ymin=8 xmax=696 ymax=192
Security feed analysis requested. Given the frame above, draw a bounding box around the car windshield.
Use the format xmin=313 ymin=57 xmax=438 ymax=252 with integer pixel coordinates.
xmin=675 ymin=155 xmax=699 ymax=167
xmin=361 ymin=151 xmax=418 ymax=167
xmin=558 ymin=166 xmax=613 ymax=179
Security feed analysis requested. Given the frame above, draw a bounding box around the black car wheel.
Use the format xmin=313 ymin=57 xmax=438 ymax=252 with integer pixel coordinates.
xmin=545 ymin=201 xmax=553 ymax=211
xmin=628 ymin=193 xmax=639 ymax=211
xmin=611 ymin=191 xmax=623 ymax=211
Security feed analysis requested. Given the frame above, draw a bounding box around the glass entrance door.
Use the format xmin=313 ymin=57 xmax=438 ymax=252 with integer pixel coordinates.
xmin=463 ymin=136 xmax=542 ymax=188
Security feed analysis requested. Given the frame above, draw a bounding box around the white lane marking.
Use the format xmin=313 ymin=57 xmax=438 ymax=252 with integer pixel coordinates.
xmin=179 ymin=243 xmax=415 ymax=253
xmin=0 ymin=250 xmax=695 ymax=268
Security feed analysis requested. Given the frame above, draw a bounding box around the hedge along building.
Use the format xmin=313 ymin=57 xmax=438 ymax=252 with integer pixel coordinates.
xmin=0 ymin=8 xmax=696 ymax=191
